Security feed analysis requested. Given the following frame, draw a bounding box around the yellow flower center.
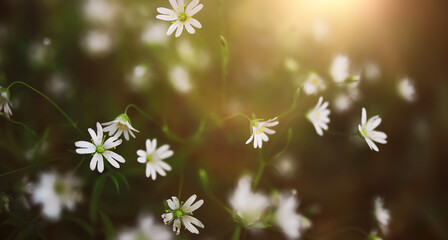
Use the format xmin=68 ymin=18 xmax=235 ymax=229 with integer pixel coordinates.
xmin=312 ymin=77 xmax=319 ymax=85
xmin=256 ymin=126 xmax=265 ymax=134
xmin=116 ymin=122 xmax=126 ymax=130
xmin=146 ymin=153 xmax=154 ymax=163
xmin=179 ymin=12 xmax=188 ymax=22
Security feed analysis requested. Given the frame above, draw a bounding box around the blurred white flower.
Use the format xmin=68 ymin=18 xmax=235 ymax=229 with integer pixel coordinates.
xmin=102 ymin=114 xmax=139 ymax=141
xmin=43 ymin=38 xmax=51 ymax=46
xmin=0 ymin=86 xmax=12 ymax=118
xmin=29 ymin=42 xmax=50 ymax=65
xmin=136 ymin=138 xmax=173 ymax=180
xmin=358 ymin=108 xmax=387 ymax=152
xmin=156 ymin=0 xmax=203 ymax=37
xmin=333 ymin=94 xmax=353 ymax=113
xmin=397 ymin=77 xmax=417 ymax=103
xmin=274 ymin=154 xmax=297 ymax=179
xmin=306 ymin=97 xmax=330 ymax=136
xmin=162 ymin=194 xmax=204 ymax=235
xmin=246 ymin=117 xmax=279 ymax=149
xmin=330 ymin=54 xmax=359 ymax=83
xmin=46 ymin=73 xmax=71 ymax=98
xmin=169 ymin=65 xmax=192 ymax=93
xmin=75 ymin=122 xmax=124 ymax=173
xmin=116 ymin=214 xmax=173 ymax=240
xmin=127 ymin=64 xmax=152 ymax=91
xmin=31 ymin=172 xmax=82 ymax=220
xmin=176 ymin=40 xmax=210 ymax=70
xmin=312 ymin=19 xmax=331 ymax=43
xmin=275 ymin=193 xmax=312 ymax=239
xmin=83 ymin=0 xmax=117 ymax=24
xmin=82 ymin=30 xmax=112 ymax=56
xmin=141 ymin=22 xmax=169 ymax=45
xmin=374 ymin=197 xmax=390 ymax=235
xmin=364 ymin=61 xmax=381 ymax=81
xmin=303 ymin=73 xmax=326 ymax=95
xmin=284 ymin=57 xmax=300 ymax=73
xmin=229 ymin=177 xmax=270 ymax=227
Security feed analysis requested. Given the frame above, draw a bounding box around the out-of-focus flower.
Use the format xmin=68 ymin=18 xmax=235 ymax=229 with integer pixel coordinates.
xmin=312 ymin=19 xmax=331 ymax=43
xmin=397 ymin=77 xmax=417 ymax=103
xmin=358 ymin=108 xmax=387 ymax=152
xmin=229 ymin=177 xmax=270 ymax=227
xmin=102 ymin=114 xmax=139 ymax=141
xmin=162 ymin=194 xmax=204 ymax=235
xmin=141 ymin=22 xmax=169 ymax=46
xmin=368 ymin=230 xmax=383 ymax=240
xmin=374 ymin=197 xmax=390 ymax=235
xmin=31 ymin=172 xmax=82 ymax=220
xmin=156 ymin=0 xmax=204 ymax=37
xmin=303 ymin=73 xmax=326 ymax=95
xmin=284 ymin=57 xmax=300 ymax=73
xmin=306 ymin=97 xmax=330 ymax=136
xmin=127 ymin=64 xmax=152 ymax=91
xmin=169 ymin=65 xmax=192 ymax=93
xmin=333 ymin=94 xmax=353 ymax=113
xmin=82 ymin=30 xmax=112 ymax=56
xmin=29 ymin=42 xmax=52 ymax=66
xmin=116 ymin=214 xmax=173 ymax=240
xmin=364 ymin=61 xmax=381 ymax=81
xmin=176 ymin=40 xmax=210 ymax=70
xmin=83 ymin=0 xmax=117 ymax=24
xmin=274 ymin=192 xmax=312 ymax=239
xmin=274 ymin=154 xmax=297 ymax=179
xmin=0 ymin=86 xmax=12 ymax=118
xmin=137 ymin=139 xmax=173 ymax=180
xmin=246 ymin=117 xmax=279 ymax=149
xmin=330 ymin=54 xmax=359 ymax=83
xmin=75 ymin=122 xmax=124 ymax=173
xmin=46 ymin=73 xmax=72 ymax=99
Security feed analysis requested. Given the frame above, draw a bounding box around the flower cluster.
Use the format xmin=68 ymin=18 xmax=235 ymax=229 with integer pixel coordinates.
xmin=162 ymin=194 xmax=205 ymax=235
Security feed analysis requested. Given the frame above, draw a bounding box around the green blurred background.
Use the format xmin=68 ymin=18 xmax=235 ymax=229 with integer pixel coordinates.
xmin=1 ymin=0 xmax=448 ymax=239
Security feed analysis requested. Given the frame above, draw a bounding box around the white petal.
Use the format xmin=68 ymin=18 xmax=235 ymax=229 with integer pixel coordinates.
xmin=167 ymin=22 xmax=180 ymax=36
xmin=137 ymin=157 xmax=146 ymax=163
xmin=361 ymin=108 xmax=367 ymax=125
xmin=96 ymin=122 xmax=103 ymax=141
xmin=185 ymin=199 xmax=203 ymax=213
xmin=145 ymin=164 xmax=152 ymax=178
xmin=157 ymin=7 xmax=176 ymax=15
xmin=97 ymin=154 xmax=104 ymax=173
xmin=156 ymin=144 xmax=170 ymax=155
xmin=175 ymin=24 xmax=184 ymax=37
xmin=184 ymin=22 xmax=195 ymax=34
xmin=123 ymin=130 xmax=129 ymax=141
xmin=90 ymin=154 xmax=98 ymax=171
xmin=156 ymin=14 xmax=178 ymax=21
xmin=145 ymin=139 xmax=153 ymax=153
xmin=178 ymin=0 xmax=184 ymax=11
xmin=159 ymin=150 xmax=173 ymax=159
xmin=189 ymin=18 xmax=202 ymax=28
xmin=173 ymin=219 xmax=181 ymax=235
xmin=159 ymin=161 xmax=172 ymax=171
xmin=103 ymin=137 xmax=122 ymax=149
xmin=151 ymin=139 xmax=158 ymax=153
xmin=137 ymin=150 xmax=147 ymax=157
xmin=104 ymin=152 xmax=120 ymax=168
xmin=188 ymin=4 xmax=203 ymax=16
xmin=245 ymin=134 xmax=254 ymax=144
xmin=186 ymin=0 xmax=199 ymax=13
xmin=154 ymin=165 xmax=166 ymax=176
xmin=182 ymin=217 xmax=199 ymax=234
xmin=88 ymin=128 xmax=99 ymax=145
xmin=107 ymin=151 xmax=125 ymax=163
xmin=183 ymin=194 xmax=197 ymax=209
xmin=168 ymin=0 xmax=178 ymax=10
xmin=188 ymin=215 xmax=204 ymax=228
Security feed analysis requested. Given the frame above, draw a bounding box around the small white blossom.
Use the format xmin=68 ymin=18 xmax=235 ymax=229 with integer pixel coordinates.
xmin=116 ymin=214 xmax=173 ymax=240
xmin=156 ymin=0 xmax=203 ymax=38
xmin=137 ymin=139 xmax=173 ymax=180
xmin=31 ymin=172 xmax=82 ymax=220
xmin=169 ymin=65 xmax=192 ymax=93
xmin=333 ymin=94 xmax=353 ymax=112
xmin=82 ymin=30 xmax=112 ymax=56
xmin=75 ymin=122 xmax=124 ymax=173
xmin=358 ymin=108 xmax=387 ymax=152
xmin=275 ymin=193 xmax=312 ymax=239
xmin=141 ymin=21 xmax=169 ymax=45
xmin=306 ymin=97 xmax=330 ymax=136
xmin=0 ymin=86 xmax=12 ymax=118
xmin=229 ymin=177 xmax=270 ymax=227
xmin=330 ymin=54 xmax=360 ymax=83
xmin=246 ymin=117 xmax=279 ymax=149
xmin=162 ymin=194 xmax=204 ymax=235
xmin=397 ymin=77 xmax=417 ymax=102
xmin=102 ymin=114 xmax=139 ymax=141
xmin=364 ymin=61 xmax=381 ymax=81
xmin=374 ymin=197 xmax=390 ymax=235
xmin=303 ymin=73 xmax=326 ymax=95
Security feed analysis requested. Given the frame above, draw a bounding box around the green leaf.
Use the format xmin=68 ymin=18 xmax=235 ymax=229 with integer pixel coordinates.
xmin=90 ymin=175 xmax=107 ymax=222
xmin=114 ymin=171 xmax=130 ymax=190
xmin=107 ymin=174 xmax=120 ymax=194
xmin=99 ymin=211 xmax=115 ymax=240
xmin=64 ymin=216 xmax=94 ymax=236
xmin=231 ymin=225 xmax=241 ymax=240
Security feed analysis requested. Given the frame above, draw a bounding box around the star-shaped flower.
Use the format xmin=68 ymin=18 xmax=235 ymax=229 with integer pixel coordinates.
xmin=102 ymin=113 xmax=139 ymax=141
xmin=156 ymin=0 xmax=203 ymax=37
xmin=137 ymin=138 xmax=173 ymax=180
xmin=358 ymin=108 xmax=387 ymax=152
xmin=162 ymin=194 xmax=204 ymax=235
xmin=245 ymin=117 xmax=279 ymax=149
xmin=306 ymin=96 xmax=331 ymax=136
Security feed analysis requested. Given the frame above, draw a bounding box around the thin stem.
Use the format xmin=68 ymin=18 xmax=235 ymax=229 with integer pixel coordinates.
xmin=7 ymin=81 xmax=82 ymax=135
xmin=124 ymin=104 xmax=159 ymax=126
xmin=252 ymin=148 xmax=265 ymax=190
xmin=72 ymin=156 xmax=86 ymax=174
xmin=222 ymin=113 xmax=252 ymax=123
xmin=177 ymin=171 xmax=184 ymax=200
xmin=1 ymin=113 xmax=37 ymax=137
xmin=0 ymin=159 xmax=60 ymax=177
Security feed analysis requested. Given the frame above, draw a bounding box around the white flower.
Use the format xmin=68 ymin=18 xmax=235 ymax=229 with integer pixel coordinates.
xmin=246 ymin=117 xmax=279 ymax=149
xmin=275 ymin=193 xmax=312 ymax=239
xmin=374 ymin=197 xmax=390 ymax=235
xmin=137 ymin=139 xmax=173 ymax=180
xmin=330 ymin=54 xmax=360 ymax=83
xmin=31 ymin=172 xmax=82 ymax=220
xmin=102 ymin=114 xmax=139 ymax=141
xmin=162 ymin=194 xmax=204 ymax=235
xmin=116 ymin=214 xmax=173 ymax=240
xmin=169 ymin=65 xmax=192 ymax=93
xmin=141 ymin=21 xmax=169 ymax=45
xmin=156 ymin=0 xmax=203 ymax=38
xmin=0 ymin=86 xmax=12 ymax=118
xmin=82 ymin=30 xmax=112 ymax=56
xmin=75 ymin=122 xmax=124 ymax=173
xmin=397 ymin=77 xmax=417 ymax=102
xmin=306 ymin=97 xmax=330 ymax=136
xmin=358 ymin=108 xmax=387 ymax=152
xmin=229 ymin=177 xmax=270 ymax=227
xmin=364 ymin=61 xmax=381 ymax=81
xmin=333 ymin=93 xmax=353 ymax=112
xmin=303 ymin=73 xmax=326 ymax=95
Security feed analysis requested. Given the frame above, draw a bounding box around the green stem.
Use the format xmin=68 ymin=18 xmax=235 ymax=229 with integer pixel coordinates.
xmin=223 ymin=113 xmax=252 ymax=123
xmin=1 ymin=113 xmax=37 ymax=137
xmin=177 ymin=171 xmax=184 ymax=200
xmin=0 ymin=159 xmax=60 ymax=177
xmin=124 ymin=104 xmax=159 ymax=126
xmin=252 ymin=148 xmax=265 ymax=190
xmin=7 ymin=81 xmax=82 ymax=135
